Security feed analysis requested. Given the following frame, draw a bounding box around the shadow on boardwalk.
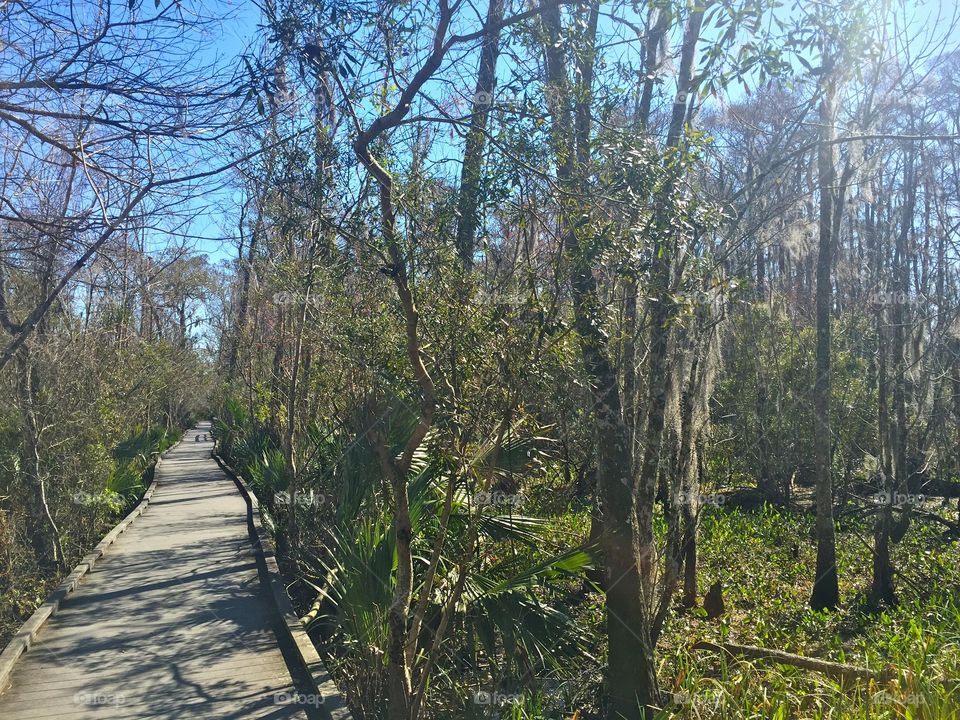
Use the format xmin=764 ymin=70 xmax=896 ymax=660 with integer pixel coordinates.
xmin=0 ymin=424 xmax=320 ymax=719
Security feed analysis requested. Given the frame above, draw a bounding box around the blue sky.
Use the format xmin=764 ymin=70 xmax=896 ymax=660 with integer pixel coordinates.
xmin=177 ymin=0 xmax=960 ymax=268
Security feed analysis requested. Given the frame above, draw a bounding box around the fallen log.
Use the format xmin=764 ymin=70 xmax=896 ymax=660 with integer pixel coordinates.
xmin=690 ymin=641 xmax=895 ymax=684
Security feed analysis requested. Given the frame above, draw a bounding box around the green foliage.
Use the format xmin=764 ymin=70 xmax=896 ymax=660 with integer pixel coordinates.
xmin=652 ymin=505 xmax=960 ymax=719
xmin=0 ymin=420 xmax=186 ymax=647
xmin=103 ymin=426 xmax=182 ymax=511
xmin=712 ymin=299 xmax=876 ymax=490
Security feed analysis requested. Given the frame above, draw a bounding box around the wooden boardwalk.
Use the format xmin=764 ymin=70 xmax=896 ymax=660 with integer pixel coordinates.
xmin=0 ymin=425 xmax=315 ymax=719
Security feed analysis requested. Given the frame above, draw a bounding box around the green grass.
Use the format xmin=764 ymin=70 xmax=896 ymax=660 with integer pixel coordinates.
xmin=653 ymin=505 xmax=959 ymax=719
xmin=470 ymin=503 xmax=960 ymax=719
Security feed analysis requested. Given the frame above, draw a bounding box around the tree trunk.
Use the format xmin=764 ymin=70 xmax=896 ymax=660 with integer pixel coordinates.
xmin=350 ymin=8 xmax=447 ymax=709
xmin=454 ymin=0 xmax=504 ymax=266
xmin=538 ymin=1 xmax=677 ymax=715
xmin=381 ymin=449 xmax=415 ymax=720
xmin=870 ymin=144 xmax=915 ymax=606
xmin=635 ymin=0 xmax=704 ymax=628
xmin=683 ymin=445 xmax=706 ymax=607
xmin=654 ymin=349 xmax=695 ymax=636
xmin=226 ymin=210 xmax=260 ymax=381
xmin=622 ymin=5 xmax=670 ymax=452
xmin=15 ymin=347 xmax=63 ymax=569
xmin=810 ymin=75 xmax=840 ymax=611
xmin=284 ymin=285 xmax=310 ymax=554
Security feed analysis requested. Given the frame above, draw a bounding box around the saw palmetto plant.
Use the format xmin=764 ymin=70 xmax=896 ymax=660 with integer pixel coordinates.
xmin=296 ymin=417 xmax=595 ymax=719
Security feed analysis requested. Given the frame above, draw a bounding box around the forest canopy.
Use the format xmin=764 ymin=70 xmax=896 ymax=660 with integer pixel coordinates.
xmin=1 ymin=0 xmax=960 ymax=718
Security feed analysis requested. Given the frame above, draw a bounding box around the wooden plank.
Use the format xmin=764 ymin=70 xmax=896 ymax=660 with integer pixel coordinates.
xmin=0 ymin=424 xmax=311 ymax=719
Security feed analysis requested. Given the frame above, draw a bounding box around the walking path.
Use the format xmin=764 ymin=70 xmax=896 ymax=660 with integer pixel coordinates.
xmin=0 ymin=425 xmax=314 ymax=719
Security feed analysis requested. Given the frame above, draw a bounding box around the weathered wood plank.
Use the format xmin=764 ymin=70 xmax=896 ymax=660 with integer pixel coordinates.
xmin=0 ymin=424 xmax=312 ymax=719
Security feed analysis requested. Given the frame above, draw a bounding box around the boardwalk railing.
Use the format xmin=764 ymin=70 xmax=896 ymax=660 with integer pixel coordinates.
xmin=0 ymin=446 xmax=169 ymax=693
xmin=213 ymin=452 xmax=353 ymax=720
